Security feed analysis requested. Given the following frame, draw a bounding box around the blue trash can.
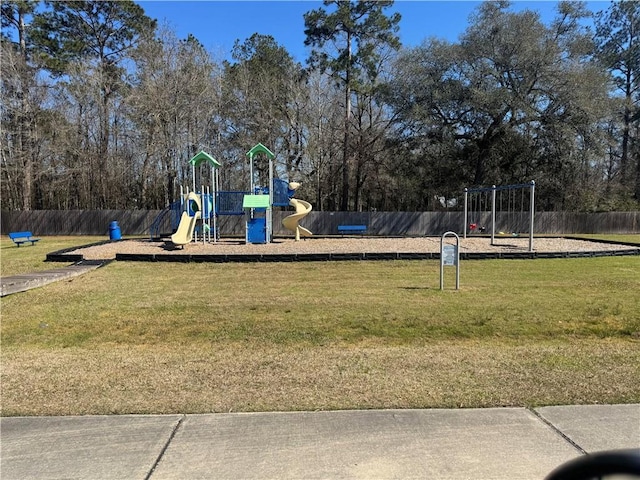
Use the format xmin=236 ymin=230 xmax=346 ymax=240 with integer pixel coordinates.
xmin=109 ymin=221 xmax=122 ymax=241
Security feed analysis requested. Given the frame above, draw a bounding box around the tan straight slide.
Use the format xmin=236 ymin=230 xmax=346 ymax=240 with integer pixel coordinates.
xmin=171 ymin=211 xmax=201 ymax=246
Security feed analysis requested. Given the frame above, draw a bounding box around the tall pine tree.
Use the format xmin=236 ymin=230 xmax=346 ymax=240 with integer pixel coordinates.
xmin=304 ymin=0 xmax=400 ymax=210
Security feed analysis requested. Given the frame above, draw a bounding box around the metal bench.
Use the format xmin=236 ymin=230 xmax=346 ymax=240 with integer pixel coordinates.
xmin=8 ymin=231 xmax=40 ymax=247
xmin=337 ymin=225 xmax=367 ymax=236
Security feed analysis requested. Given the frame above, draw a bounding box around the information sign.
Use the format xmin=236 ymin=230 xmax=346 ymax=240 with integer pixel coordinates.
xmin=440 ymin=232 xmax=460 ymax=290
xmin=442 ymin=245 xmax=457 ymax=266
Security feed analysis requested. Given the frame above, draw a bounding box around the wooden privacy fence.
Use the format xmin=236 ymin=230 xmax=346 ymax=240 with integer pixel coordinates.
xmin=1 ymin=210 xmax=639 ymax=237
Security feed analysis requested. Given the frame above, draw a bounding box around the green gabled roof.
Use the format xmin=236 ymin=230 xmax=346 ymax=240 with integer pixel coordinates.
xmin=189 ymin=150 xmax=221 ymax=168
xmin=246 ymin=143 xmax=275 ymax=159
xmin=242 ymin=194 xmax=271 ymax=209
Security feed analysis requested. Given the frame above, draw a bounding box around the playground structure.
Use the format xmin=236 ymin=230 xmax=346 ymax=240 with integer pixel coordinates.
xmin=463 ymin=181 xmax=535 ymax=252
xmin=168 ymin=151 xmax=220 ymax=246
xmin=161 ymin=144 xmax=312 ymax=246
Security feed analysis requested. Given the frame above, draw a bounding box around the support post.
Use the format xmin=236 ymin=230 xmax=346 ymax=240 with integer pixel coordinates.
xmin=529 ymin=180 xmax=535 ymax=252
xmin=491 ymin=185 xmax=496 ymax=246
xmin=192 ymin=164 xmax=195 ymax=196
xmin=268 ymin=157 xmax=274 ymax=243
xmin=212 ymin=170 xmax=217 ymax=243
xmin=463 ymin=188 xmax=468 ymax=239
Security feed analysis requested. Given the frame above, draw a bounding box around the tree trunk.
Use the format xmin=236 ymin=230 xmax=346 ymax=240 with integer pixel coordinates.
xmin=635 ymin=121 xmax=640 ymax=200
xmin=341 ymin=30 xmax=352 ymax=211
xmin=18 ymin=9 xmax=32 ymax=210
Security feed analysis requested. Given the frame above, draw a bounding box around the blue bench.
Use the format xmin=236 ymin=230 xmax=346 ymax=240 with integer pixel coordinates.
xmin=337 ymin=225 xmax=367 ymax=236
xmin=8 ymin=231 xmax=40 ymax=247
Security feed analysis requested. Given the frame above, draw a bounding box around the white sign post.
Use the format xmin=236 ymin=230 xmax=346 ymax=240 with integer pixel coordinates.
xmin=440 ymin=231 xmax=460 ymax=290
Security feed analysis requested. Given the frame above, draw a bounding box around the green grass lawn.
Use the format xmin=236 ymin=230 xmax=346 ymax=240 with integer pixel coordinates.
xmin=1 ymin=235 xmax=639 ymax=416
xmin=0 ymin=236 xmax=108 ymax=276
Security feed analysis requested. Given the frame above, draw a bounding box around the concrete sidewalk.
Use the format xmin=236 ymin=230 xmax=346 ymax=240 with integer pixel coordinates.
xmin=0 ymin=260 xmax=107 ymax=297
xmin=1 ymin=404 xmax=638 ymax=479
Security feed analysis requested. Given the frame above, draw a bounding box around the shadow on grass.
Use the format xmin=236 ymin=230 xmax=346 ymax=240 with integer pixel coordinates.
xmin=400 ymin=286 xmax=435 ymax=290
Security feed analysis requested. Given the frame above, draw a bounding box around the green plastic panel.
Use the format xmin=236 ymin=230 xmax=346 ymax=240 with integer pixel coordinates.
xmin=242 ymin=194 xmax=271 ymax=209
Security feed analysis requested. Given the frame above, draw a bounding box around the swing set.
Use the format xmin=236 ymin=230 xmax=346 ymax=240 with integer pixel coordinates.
xmin=463 ymin=181 xmax=536 ymax=252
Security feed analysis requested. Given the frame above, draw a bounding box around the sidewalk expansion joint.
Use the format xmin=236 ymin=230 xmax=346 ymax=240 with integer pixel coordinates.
xmin=528 ymin=407 xmax=587 ymax=455
xmin=145 ymin=415 xmax=185 ymax=480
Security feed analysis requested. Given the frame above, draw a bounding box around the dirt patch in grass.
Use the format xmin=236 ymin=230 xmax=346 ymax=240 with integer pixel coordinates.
xmin=2 ymin=340 xmax=638 ymax=416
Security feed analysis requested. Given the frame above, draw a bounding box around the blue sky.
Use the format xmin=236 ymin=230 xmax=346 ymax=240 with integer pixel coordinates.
xmin=137 ymin=1 xmax=610 ymax=63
